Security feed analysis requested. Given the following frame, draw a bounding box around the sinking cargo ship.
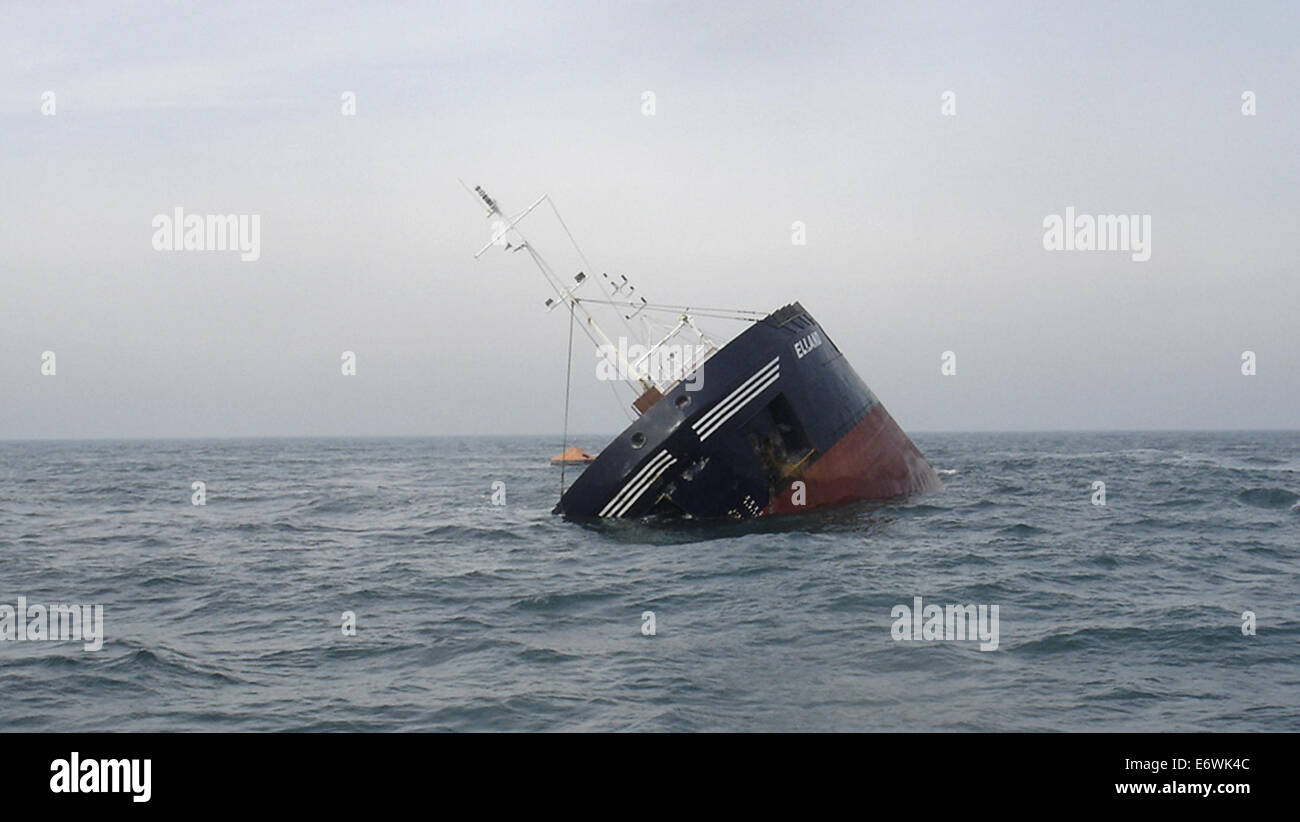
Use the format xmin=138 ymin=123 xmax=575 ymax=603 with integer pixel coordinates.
xmin=467 ymin=184 xmax=942 ymax=520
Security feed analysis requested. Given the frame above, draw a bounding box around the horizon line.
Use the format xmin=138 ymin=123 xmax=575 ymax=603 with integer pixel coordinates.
xmin=2 ymin=428 xmax=1299 ymax=444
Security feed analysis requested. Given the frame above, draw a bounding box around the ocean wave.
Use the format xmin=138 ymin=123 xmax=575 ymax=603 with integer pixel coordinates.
xmin=1237 ymin=487 xmax=1299 ymax=508
xmin=997 ymin=523 xmax=1048 ymax=537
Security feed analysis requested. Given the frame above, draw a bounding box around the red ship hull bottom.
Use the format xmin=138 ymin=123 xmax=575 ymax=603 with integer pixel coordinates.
xmin=766 ymin=403 xmax=943 ymax=515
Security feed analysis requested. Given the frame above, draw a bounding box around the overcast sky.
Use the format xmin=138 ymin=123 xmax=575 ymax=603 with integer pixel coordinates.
xmin=2 ymin=1 xmax=1296 ymax=438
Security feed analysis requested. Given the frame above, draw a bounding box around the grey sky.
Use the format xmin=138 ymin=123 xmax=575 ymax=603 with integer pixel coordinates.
xmin=3 ymin=1 xmax=1297 ymax=438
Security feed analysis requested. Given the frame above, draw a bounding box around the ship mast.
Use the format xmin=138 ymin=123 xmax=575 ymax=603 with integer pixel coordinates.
xmin=467 ymin=184 xmax=660 ymax=397
xmin=466 ymin=184 xmax=752 ymax=410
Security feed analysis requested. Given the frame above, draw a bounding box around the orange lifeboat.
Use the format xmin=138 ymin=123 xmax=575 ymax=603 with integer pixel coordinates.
xmin=550 ymin=446 xmax=595 ymax=466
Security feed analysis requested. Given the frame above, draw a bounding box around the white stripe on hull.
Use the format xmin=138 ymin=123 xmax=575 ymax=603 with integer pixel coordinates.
xmin=608 ymin=454 xmax=677 ymax=517
xmin=697 ymin=369 xmax=781 ymax=441
xmin=599 ymin=451 xmax=673 ymax=518
xmin=692 ymin=357 xmax=781 ymax=442
xmin=692 ymin=357 xmax=779 ymax=436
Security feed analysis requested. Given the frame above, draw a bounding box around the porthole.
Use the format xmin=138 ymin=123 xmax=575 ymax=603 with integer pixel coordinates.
xmin=675 ymin=395 xmax=691 ymax=409
xmin=631 ymin=432 xmax=647 ymax=448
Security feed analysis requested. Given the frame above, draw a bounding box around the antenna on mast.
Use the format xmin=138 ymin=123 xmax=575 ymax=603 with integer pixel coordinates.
xmin=459 ymin=178 xmax=500 ymax=218
xmin=474 ymin=185 xmax=499 ymax=216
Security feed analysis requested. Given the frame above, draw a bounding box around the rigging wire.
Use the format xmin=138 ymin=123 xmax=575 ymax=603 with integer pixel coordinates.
xmin=572 ymin=298 xmax=766 ymax=322
xmin=608 ymin=378 xmax=637 ymax=422
xmin=559 ymin=298 xmax=577 ymax=507
xmin=549 ymin=198 xmax=595 ymax=280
